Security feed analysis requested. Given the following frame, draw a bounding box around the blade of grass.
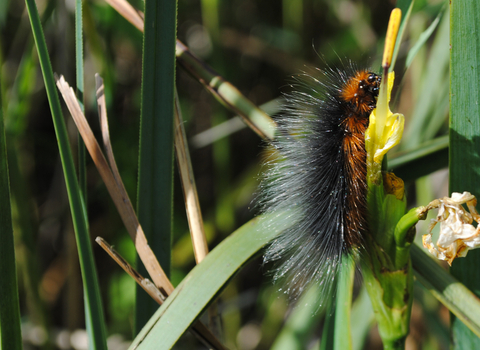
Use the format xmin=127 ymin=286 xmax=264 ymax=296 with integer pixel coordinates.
xmin=75 ymin=1 xmax=93 ymax=338
xmin=319 ymin=300 xmax=335 ymax=350
xmin=334 ymin=256 xmax=355 ymax=350
xmin=59 ymin=76 xmax=225 ymax=349
xmin=411 ymin=245 xmax=480 ymax=338
xmin=190 ymin=97 xmax=283 ymax=149
xmin=449 ymin=0 xmax=480 ymax=347
xmin=174 ymin=90 xmax=223 ymax=335
xmin=0 ymin=79 xmax=22 ymax=350
xmin=174 ymin=92 xmax=208 ymax=263
xmin=23 ymin=0 xmax=108 ymax=348
xmin=75 ymin=0 xmax=86 ymax=197
xmin=388 ymin=135 xmax=449 ymax=182
xmin=56 ymin=75 xmax=173 ymax=296
xmin=317 ymin=257 xmax=355 ymax=350
xmin=3 ymin=20 xmax=52 ymax=342
xmin=390 ymin=0 xmax=414 ymax=71
xmin=120 ymin=209 xmax=480 ymax=348
xmin=96 ymin=75 xmax=123 ymax=188
xmin=95 ymin=237 xmax=226 ymax=349
xmin=351 ymin=286 xmax=375 ymax=350
xmin=129 ymin=213 xmax=295 ymax=349
xmin=135 ymin=0 xmax=178 ymax=331
xmin=96 ymin=237 xmax=167 ymax=304
xmin=405 ymin=8 xmax=443 ymax=69
xmin=176 ymin=40 xmax=276 ymax=140
xmin=102 ymin=0 xmax=277 ymax=141
xmin=403 ymin=11 xmax=449 ymax=148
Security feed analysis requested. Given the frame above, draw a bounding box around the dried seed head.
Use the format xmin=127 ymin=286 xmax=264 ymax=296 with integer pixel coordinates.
xmin=422 ymin=192 xmax=480 ymax=265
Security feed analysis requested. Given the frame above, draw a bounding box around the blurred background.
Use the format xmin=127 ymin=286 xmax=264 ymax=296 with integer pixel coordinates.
xmin=1 ymin=0 xmax=449 ymax=348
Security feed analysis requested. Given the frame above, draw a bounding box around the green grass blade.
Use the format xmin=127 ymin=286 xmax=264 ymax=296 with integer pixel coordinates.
xmin=405 ymin=9 xmax=442 ymax=69
xmin=334 ymin=256 xmax=355 ymax=350
xmin=317 ymin=257 xmax=357 ymax=350
xmin=24 ymin=0 xmax=107 ymax=348
xmin=351 ymin=287 xmax=374 ymax=350
xmin=190 ymin=97 xmax=283 ymax=148
xmin=75 ymin=0 xmax=84 ymax=104
xmin=318 ymin=301 xmax=335 ymax=350
xmin=0 ymin=81 xmax=22 ymax=350
xmin=175 ymin=41 xmax=276 ymax=140
xmin=403 ymin=11 xmax=449 ymax=148
xmin=411 ymin=245 xmax=480 ymax=338
xmin=129 ymin=214 xmax=295 ymax=349
xmin=98 ymin=0 xmax=277 ymax=140
xmin=75 ymin=0 xmax=87 ymax=197
xmin=2 ymin=19 xmax=51 ymax=343
xmin=449 ymin=0 xmax=480 ymax=347
xmin=390 ymin=0 xmax=414 ymax=71
xmin=135 ymin=0 xmax=178 ymax=332
xmin=389 ymin=135 xmax=449 ymax=182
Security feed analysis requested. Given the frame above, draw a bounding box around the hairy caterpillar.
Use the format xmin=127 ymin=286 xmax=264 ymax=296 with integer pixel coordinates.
xmin=259 ymin=64 xmax=381 ymax=300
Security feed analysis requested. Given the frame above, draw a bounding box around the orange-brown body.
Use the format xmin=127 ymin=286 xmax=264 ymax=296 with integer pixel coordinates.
xmin=340 ymin=70 xmax=380 ymax=247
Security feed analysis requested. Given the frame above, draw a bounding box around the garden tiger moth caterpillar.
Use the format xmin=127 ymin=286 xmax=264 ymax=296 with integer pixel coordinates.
xmin=259 ymin=63 xmax=381 ymax=301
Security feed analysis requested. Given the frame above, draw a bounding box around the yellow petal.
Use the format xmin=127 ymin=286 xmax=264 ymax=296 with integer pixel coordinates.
xmin=366 ymin=71 xmax=404 ymax=182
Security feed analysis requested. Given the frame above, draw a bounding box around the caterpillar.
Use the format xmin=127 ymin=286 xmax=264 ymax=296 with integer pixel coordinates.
xmin=259 ymin=63 xmax=381 ymax=301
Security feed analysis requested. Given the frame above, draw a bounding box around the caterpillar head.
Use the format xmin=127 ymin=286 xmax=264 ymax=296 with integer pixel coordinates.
xmin=341 ymin=71 xmax=381 ymax=115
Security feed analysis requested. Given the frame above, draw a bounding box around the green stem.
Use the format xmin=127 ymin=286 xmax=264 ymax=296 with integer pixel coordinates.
xmin=364 ymin=178 xmax=415 ymax=349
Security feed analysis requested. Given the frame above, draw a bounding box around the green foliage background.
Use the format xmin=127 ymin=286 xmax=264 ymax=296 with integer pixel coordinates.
xmin=0 ymin=0 xmax=469 ymax=349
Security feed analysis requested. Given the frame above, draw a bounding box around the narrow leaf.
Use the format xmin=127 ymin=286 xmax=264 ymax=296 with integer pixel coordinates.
xmin=0 ymin=78 xmax=22 ymax=350
xmin=24 ymin=0 xmax=107 ymax=347
xmin=136 ymin=0 xmax=178 ymax=331
xmin=103 ymin=0 xmax=277 ymax=141
xmin=411 ymin=245 xmax=480 ymax=338
xmin=389 ymin=135 xmax=448 ymax=182
xmin=405 ymin=9 xmax=443 ymax=69
xmin=58 ymin=75 xmax=224 ymax=349
xmin=334 ymin=256 xmax=355 ymax=350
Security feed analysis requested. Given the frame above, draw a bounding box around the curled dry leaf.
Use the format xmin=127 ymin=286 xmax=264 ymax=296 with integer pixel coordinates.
xmin=423 ymin=192 xmax=480 ymax=265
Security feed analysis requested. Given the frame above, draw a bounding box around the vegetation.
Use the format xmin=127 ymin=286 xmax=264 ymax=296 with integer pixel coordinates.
xmin=1 ymin=0 xmax=479 ymax=349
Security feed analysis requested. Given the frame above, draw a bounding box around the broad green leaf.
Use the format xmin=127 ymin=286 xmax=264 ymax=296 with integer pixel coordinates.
xmin=449 ymin=0 xmax=480 ymax=347
xmin=130 ymin=213 xmax=295 ymax=349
